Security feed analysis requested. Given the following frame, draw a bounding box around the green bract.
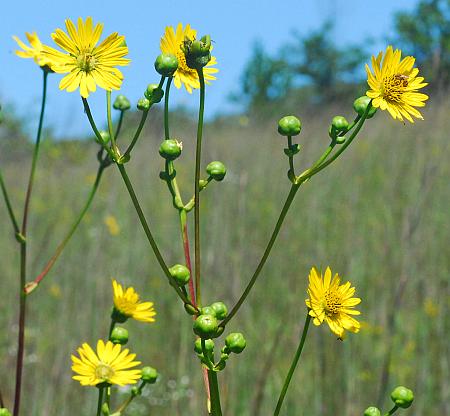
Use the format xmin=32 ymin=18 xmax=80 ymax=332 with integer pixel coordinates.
xmin=225 ymin=332 xmax=246 ymax=354
xmin=141 ymin=366 xmax=158 ymax=384
xmin=353 ymin=96 xmax=377 ymax=119
xmin=169 ymin=264 xmax=190 ymax=285
xmin=159 ymin=139 xmax=182 ymax=161
xmin=110 ymin=326 xmax=129 ymax=345
xmin=154 ymin=53 xmax=178 ymax=77
xmin=113 ymin=94 xmax=131 ymax=111
xmin=390 ymin=386 xmax=414 ymax=409
xmin=278 ymin=115 xmax=302 ymax=136
xmin=193 ymin=314 xmax=219 ymax=339
xmin=206 ymin=161 xmax=227 ymax=181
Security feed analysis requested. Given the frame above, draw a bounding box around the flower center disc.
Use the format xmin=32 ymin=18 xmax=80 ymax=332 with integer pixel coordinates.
xmin=77 ymin=51 xmax=97 ymax=72
xmin=95 ymin=363 xmax=115 ymax=380
xmin=176 ymin=49 xmax=196 ymax=74
xmin=324 ymin=291 xmax=341 ymax=315
xmin=383 ymin=73 xmax=409 ymax=102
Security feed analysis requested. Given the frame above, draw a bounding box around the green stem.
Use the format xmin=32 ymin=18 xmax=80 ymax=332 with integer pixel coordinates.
xmin=287 ymin=136 xmax=295 ymax=176
xmin=106 ymin=91 xmax=116 ymax=153
xmin=164 ymin=77 xmax=172 ymax=140
xmin=108 ymin=320 xmax=116 ymax=339
xmin=221 ymin=183 xmax=300 ymax=327
xmin=96 ymin=387 xmax=104 ymax=416
xmin=180 ymin=209 xmax=196 ymax=305
xmin=13 ymin=69 xmax=48 ymax=416
xmin=115 ymin=381 xmax=146 ymax=413
xmin=384 ymin=405 xmax=399 ymax=416
xmin=116 ymin=164 xmax=193 ymax=307
xmin=273 ymin=314 xmax=311 ymax=416
xmin=194 ymin=69 xmax=206 ymax=307
xmin=115 ymin=111 xmax=125 ymax=141
xmin=0 ymin=168 xmax=20 ymax=234
xmin=208 ymin=370 xmax=223 ymax=416
xmin=123 ymin=110 xmax=149 ymax=159
xmin=27 ymin=165 xmax=105 ymax=293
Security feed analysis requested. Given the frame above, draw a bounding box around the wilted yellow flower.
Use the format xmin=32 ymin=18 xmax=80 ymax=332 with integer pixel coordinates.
xmin=366 ymin=46 xmax=428 ymax=123
xmin=160 ymin=23 xmax=218 ymax=93
xmin=305 ymin=267 xmax=361 ymax=339
xmin=104 ymin=215 xmax=120 ymax=236
xmin=13 ymin=32 xmax=51 ymax=67
xmin=72 ymin=340 xmax=141 ymax=386
xmin=43 ymin=17 xmax=130 ymax=98
xmin=112 ymin=279 xmax=156 ymax=323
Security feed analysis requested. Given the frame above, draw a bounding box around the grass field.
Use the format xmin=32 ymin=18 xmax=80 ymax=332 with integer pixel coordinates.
xmin=0 ymin=98 xmax=449 ymax=415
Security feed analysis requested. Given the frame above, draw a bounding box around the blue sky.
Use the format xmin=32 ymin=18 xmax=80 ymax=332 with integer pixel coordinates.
xmin=1 ymin=0 xmax=419 ymax=138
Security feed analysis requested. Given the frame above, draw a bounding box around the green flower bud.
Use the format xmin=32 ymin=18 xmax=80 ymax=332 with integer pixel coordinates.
xmin=215 ymin=361 xmax=226 ymax=371
xmin=154 ymin=53 xmax=178 ymax=76
xmin=141 ymin=366 xmax=158 ymax=384
xmin=225 ymin=332 xmax=246 ymax=354
xmin=193 ymin=314 xmax=219 ymax=339
xmin=159 ymin=139 xmax=182 ymax=161
xmin=390 ymin=386 xmax=414 ymax=409
xmin=278 ymin=116 xmax=302 ymax=136
xmin=353 ymin=96 xmax=377 ymax=119
xmin=144 ymin=83 xmax=164 ymax=104
xmin=169 ymin=264 xmax=190 ymax=286
xmin=130 ymin=386 xmax=140 ymax=396
xmin=201 ymin=306 xmax=217 ymax=316
xmin=95 ymin=130 xmax=110 ymax=145
xmin=137 ymin=97 xmax=151 ymax=111
xmin=194 ymin=338 xmax=215 ymax=354
xmin=210 ymin=302 xmax=228 ymax=320
xmin=182 ymin=35 xmax=212 ymax=69
xmin=101 ymin=403 xmax=110 ymax=415
xmin=199 ymin=179 xmax=208 ymax=190
xmin=0 ymin=409 xmax=12 ymax=416
xmin=363 ymin=406 xmax=381 ymax=416
xmin=206 ymin=161 xmax=227 ymax=181
xmin=331 ymin=116 xmax=349 ymax=132
xmin=110 ymin=326 xmax=129 ymax=345
xmin=113 ymin=94 xmax=131 ymax=111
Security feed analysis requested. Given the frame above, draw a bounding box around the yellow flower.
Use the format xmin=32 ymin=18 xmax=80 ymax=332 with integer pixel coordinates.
xmin=13 ymin=32 xmax=50 ymax=67
xmin=112 ymin=279 xmax=156 ymax=323
xmin=72 ymin=340 xmax=141 ymax=386
xmin=43 ymin=17 xmax=130 ymax=98
xmin=365 ymin=46 xmax=428 ymax=123
xmin=104 ymin=215 xmax=120 ymax=236
xmin=305 ymin=267 xmax=361 ymax=339
xmin=160 ymin=23 xmax=218 ymax=93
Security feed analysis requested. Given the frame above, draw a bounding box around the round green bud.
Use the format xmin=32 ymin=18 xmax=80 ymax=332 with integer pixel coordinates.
xmin=353 ymin=96 xmax=377 ymax=119
xmin=159 ymin=139 xmax=182 ymax=161
xmin=110 ymin=326 xmax=129 ymax=345
xmin=0 ymin=409 xmax=12 ymax=416
xmin=194 ymin=338 xmax=215 ymax=354
xmin=206 ymin=161 xmax=227 ymax=181
xmin=141 ymin=366 xmax=158 ymax=384
xmin=182 ymin=35 xmax=212 ymax=69
xmin=113 ymin=94 xmax=131 ymax=111
xmin=144 ymin=83 xmax=164 ymax=104
xmin=169 ymin=264 xmax=190 ymax=286
xmin=154 ymin=53 xmax=178 ymax=76
xmin=225 ymin=332 xmax=246 ymax=354
xmin=390 ymin=386 xmax=414 ymax=409
xmin=137 ymin=97 xmax=151 ymax=111
xmin=130 ymin=386 xmax=140 ymax=396
xmin=199 ymin=179 xmax=208 ymax=190
xmin=210 ymin=302 xmax=228 ymax=320
xmin=331 ymin=116 xmax=349 ymax=132
xmin=95 ymin=130 xmax=110 ymax=145
xmin=278 ymin=116 xmax=302 ymax=136
xmin=201 ymin=306 xmax=217 ymax=317
xmin=193 ymin=314 xmax=219 ymax=339
xmin=363 ymin=407 xmax=381 ymax=416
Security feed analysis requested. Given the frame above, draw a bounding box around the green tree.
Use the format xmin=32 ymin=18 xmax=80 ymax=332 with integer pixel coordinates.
xmin=394 ymin=0 xmax=450 ymax=90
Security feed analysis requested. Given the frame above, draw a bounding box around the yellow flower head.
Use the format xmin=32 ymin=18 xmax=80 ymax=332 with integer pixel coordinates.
xmin=72 ymin=340 xmax=141 ymax=386
xmin=13 ymin=32 xmax=50 ymax=67
xmin=305 ymin=267 xmax=361 ymax=339
xmin=160 ymin=23 xmax=218 ymax=93
xmin=43 ymin=17 xmax=130 ymax=98
xmin=112 ymin=279 xmax=156 ymax=323
xmin=365 ymin=46 xmax=428 ymax=123
xmin=104 ymin=215 xmax=120 ymax=236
